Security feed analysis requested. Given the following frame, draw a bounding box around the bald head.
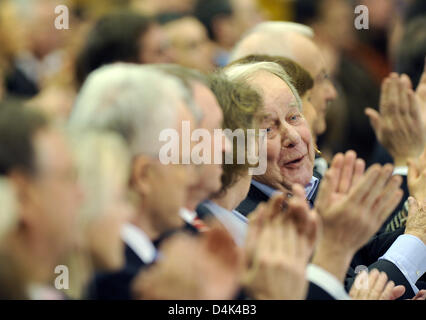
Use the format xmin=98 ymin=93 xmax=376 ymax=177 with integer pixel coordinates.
xmin=230 ymin=22 xmax=337 ymax=136
xmin=230 ymin=23 xmax=320 ymax=76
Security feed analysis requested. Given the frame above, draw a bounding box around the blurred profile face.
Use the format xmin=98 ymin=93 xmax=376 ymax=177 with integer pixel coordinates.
xmin=27 ymin=1 xmax=64 ymax=58
xmin=139 ymin=23 xmax=175 ymax=64
xmin=31 ymin=129 xmax=82 ymax=259
xmin=290 ymin=34 xmax=337 ymax=136
xmin=187 ymin=82 xmax=226 ymax=202
xmin=86 ymin=169 xmax=134 ymax=271
xmin=250 ymin=71 xmax=315 ymax=188
xmin=165 ymin=17 xmax=214 ymax=73
xmin=301 ymin=89 xmax=317 ymax=137
xmin=318 ymin=0 xmax=354 ymax=50
xmin=232 ymin=0 xmax=264 ymax=38
xmin=133 ymin=102 xmax=195 ymax=233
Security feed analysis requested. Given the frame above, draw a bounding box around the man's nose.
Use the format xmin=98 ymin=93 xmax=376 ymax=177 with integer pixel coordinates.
xmin=326 ymin=81 xmax=338 ymax=101
xmin=281 ymin=123 xmax=301 ymax=148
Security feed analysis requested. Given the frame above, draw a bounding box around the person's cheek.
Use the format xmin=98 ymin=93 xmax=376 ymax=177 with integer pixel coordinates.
xmin=266 ymin=136 xmax=281 ymax=162
xmin=299 ymin=124 xmax=315 ymax=161
xmin=311 ymin=88 xmax=323 ymax=112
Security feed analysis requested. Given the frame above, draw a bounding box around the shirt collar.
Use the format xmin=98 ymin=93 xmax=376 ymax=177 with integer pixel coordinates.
xmin=251 ymin=180 xmax=279 ymax=198
xmin=121 ymin=223 xmax=157 ymax=264
xmin=202 ymin=200 xmax=248 ymax=247
xmin=393 ymin=166 xmax=408 ymax=176
xmin=179 ymin=207 xmax=197 ymax=224
xmin=305 ymin=176 xmax=320 ymax=201
xmin=251 ymin=176 xmax=319 ymax=201
xmin=203 ymin=200 xmax=248 ymax=223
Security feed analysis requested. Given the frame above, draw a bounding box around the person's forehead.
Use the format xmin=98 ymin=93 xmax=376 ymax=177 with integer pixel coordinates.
xmin=250 ymin=71 xmax=296 ymax=108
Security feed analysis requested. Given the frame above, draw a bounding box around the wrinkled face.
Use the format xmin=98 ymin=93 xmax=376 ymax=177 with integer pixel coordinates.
xmin=165 ymin=18 xmax=214 ymax=73
xmin=250 ymin=71 xmax=315 ymax=188
xmin=32 ymin=129 xmax=82 ymax=259
xmin=139 ymin=24 xmax=175 ymax=64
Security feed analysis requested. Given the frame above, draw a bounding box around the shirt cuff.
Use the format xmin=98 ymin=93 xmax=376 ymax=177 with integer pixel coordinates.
xmin=379 ymin=234 xmax=426 ymax=294
xmin=393 ymin=166 xmax=408 ymax=176
xmin=307 ymin=264 xmax=351 ymax=300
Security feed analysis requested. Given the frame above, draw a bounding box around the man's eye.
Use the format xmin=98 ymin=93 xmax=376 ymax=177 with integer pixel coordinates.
xmin=266 ymin=125 xmax=278 ymax=138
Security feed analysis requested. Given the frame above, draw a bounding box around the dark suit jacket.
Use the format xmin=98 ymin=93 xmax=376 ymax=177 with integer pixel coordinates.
xmin=86 ymin=223 xmax=199 ymax=300
xmin=5 ymin=65 xmax=39 ymax=98
xmin=236 ymin=170 xmax=321 ymax=216
xmin=86 ymin=244 xmax=151 ymax=300
xmin=348 ymin=227 xmax=426 ymax=298
xmin=235 ymin=182 xmax=270 ymax=217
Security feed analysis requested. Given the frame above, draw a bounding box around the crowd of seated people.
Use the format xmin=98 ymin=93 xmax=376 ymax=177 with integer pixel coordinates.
xmin=0 ymin=0 xmax=425 ymax=301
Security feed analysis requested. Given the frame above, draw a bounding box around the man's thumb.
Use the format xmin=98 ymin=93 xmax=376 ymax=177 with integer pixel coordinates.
xmin=365 ymin=108 xmax=380 ymax=134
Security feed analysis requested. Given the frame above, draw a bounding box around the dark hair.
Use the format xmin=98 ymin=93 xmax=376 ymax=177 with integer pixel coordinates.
xmin=208 ymin=73 xmax=262 ymax=196
xmin=193 ymin=0 xmax=233 ymax=41
xmin=294 ymin=0 xmax=321 ymax=25
xmin=396 ymin=15 xmax=426 ymax=88
xmin=404 ymin=0 xmax=426 ymax=22
xmin=230 ymin=54 xmax=314 ymax=96
xmin=0 ymin=100 xmax=48 ymax=175
xmin=75 ymin=11 xmax=153 ymax=87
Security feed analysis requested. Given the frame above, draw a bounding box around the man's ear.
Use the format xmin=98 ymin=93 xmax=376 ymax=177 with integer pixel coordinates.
xmin=131 ymin=155 xmax=153 ymax=196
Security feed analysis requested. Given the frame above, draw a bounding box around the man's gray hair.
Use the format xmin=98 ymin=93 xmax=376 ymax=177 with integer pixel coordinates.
xmin=230 ymin=21 xmax=314 ymax=63
xmin=68 ymin=63 xmax=189 ymax=157
xmin=145 ymin=64 xmax=205 ymax=124
xmin=224 ymin=61 xmax=302 ymax=111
